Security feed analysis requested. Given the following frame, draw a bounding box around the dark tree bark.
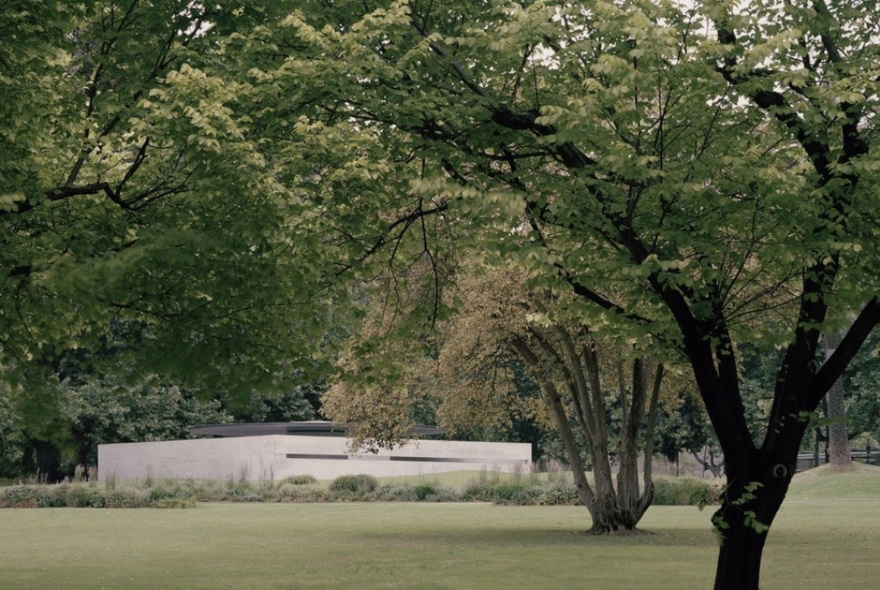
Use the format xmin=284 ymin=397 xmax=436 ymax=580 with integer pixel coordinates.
xmin=689 ymin=298 xmax=880 ymax=590
xmin=22 ymin=438 xmax=65 ymax=483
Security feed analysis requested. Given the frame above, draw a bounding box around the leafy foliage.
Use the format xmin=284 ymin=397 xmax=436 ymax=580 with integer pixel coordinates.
xmin=1 ymin=0 xmax=351 ymax=403
xmin=256 ymin=1 xmax=880 ymax=586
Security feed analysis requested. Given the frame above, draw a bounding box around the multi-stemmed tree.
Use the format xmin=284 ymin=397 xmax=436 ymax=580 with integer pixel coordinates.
xmin=326 ymin=264 xmax=670 ymax=533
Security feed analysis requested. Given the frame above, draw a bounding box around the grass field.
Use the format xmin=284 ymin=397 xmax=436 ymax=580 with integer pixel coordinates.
xmin=0 ymin=465 xmax=877 ymax=590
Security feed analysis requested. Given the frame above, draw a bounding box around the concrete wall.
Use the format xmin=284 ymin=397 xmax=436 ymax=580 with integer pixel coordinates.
xmin=97 ymin=435 xmax=532 ymax=481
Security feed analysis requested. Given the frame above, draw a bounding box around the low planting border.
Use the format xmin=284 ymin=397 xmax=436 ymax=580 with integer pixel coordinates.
xmin=0 ymin=474 xmax=720 ymax=509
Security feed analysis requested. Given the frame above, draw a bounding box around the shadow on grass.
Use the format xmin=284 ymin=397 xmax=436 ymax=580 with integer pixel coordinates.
xmin=359 ymin=524 xmax=715 ymax=550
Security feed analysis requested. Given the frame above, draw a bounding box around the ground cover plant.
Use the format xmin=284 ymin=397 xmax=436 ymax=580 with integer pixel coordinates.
xmin=0 ymin=467 xmax=877 ymax=589
xmin=0 ymin=470 xmax=718 ymax=508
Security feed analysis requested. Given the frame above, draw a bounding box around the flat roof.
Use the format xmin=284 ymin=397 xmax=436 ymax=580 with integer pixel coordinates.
xmin=188 ymin=420 xmax=444 ymax=438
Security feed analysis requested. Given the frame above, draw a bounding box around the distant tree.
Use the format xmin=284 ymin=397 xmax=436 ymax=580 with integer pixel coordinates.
xmin=64 ymin=377 xmax=232 ymax=473
xmin=654 ymin=391 xmax=723 ymax=477
xmin=227 ymin=383 xmax=324 ymax=424
xmin=327 ymin=265 xmax=673 ymax=533
xmin=3 ymin=317 xmax=328 ymax=480
xmin=844 ymin=335 xmax=880 ymax=446
xmin=0 ymin=382 xmax=25 ymax=479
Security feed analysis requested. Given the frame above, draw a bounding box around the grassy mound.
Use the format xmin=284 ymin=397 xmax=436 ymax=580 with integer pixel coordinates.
xmin=787 ymin=462 xmax=880 ymax=500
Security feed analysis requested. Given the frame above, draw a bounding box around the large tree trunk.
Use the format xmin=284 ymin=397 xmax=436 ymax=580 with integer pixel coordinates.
xmin=705 ymin=397 xmax=809 ymax=590
xmin=712 ymin=472 xmax=792 ymax=590
xmin=22 ymin=437 xmax=65 ymax=483
xmin=713 ymin=510 xmax=771 ymax=590
xmin=823 ymin=331 xmax=853 ymax=469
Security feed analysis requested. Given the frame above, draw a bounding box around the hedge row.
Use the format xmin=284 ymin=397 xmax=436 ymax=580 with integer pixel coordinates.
xmin=0 ymin=475 xmax=719 ymax=509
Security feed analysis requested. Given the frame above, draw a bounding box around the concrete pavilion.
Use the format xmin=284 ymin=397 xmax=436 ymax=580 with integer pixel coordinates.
xmin=97 ymin=421 xmax=532 ymax=481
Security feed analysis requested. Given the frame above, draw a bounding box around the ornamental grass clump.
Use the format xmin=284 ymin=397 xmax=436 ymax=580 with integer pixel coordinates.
xmin=64 ymin=484 xmax=106 ymax=508
xmin=537 ymin=481 xmax=582 ymax=506
xmin=652 ymin=477 xmax=719 ymax=506
xmin=328 ymin=474 xmax=379 ymax=500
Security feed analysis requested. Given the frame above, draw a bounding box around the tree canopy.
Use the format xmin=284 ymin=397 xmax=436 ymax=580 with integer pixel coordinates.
xmin=1 ymin=1 xmax=350 ymax=392
xmin=245 ymin=2 xmax=880 ymax=588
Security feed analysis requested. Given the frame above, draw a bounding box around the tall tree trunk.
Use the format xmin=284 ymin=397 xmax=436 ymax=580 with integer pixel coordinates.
xmin=713 ymin=508 xmax=771 ymax=590
xmin=712 ymin=456 xmax=794 ymax=590
xmin=542 ymin=378 xmax=596 ymax=510
xmin=824 ymin=331 xmax=853 ymax=469
xmin=23 ymin=437 xmax=64 ymax=483
xmin=617 ymin=359 xmax=661 ymax=528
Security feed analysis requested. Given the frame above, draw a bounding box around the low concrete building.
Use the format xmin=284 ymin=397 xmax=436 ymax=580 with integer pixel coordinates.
xmin=97 ymin=422 xmax=532 ymax=481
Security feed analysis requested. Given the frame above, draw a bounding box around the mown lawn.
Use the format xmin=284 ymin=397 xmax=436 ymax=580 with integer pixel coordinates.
xmin=0 ymin=465 xmax=877 ymax=589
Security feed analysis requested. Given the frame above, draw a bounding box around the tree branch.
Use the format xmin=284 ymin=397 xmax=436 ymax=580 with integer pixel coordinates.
xmin=808 ymin=296 xmax=880 ymax=409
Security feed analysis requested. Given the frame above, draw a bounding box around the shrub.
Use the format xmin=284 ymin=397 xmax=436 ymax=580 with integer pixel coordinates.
xmin=414 ymin=483 xmax=438 ymax=501
xmin=329 ymin=474 xmax=379 ymax=495
xmin=105 ymin=488 xmax=146 ymax=508
xmin=148 ymin=486 xmax=172 ymax=502
xmin=460 ymin=481 xmax=495 ymax=502
xmin=189 ymin=480 xmax=225 ymax=502
xmin=47 ymin=484 xmax=72 ymax=507
xmin=538 ymin=481 xmax=582 ymax=506
xmin=279 ymin=485 xmax=329 ymax=503
xmin=418 ymin=485 xmax=459 ymax=502
xmin=653 ymin=477 xmax=719 ymax=506
xmin=375 ymin=484 xmax=418 ymax=502
xmin=461 ymin=479 xmax=543 ymax=505
xmin=411 ymin=483 xmax=459 ymax=502
xmin=490 ymin=482 xmax=542 ymax=505
xmin=0 ymin=485 xmax=53 ymax=508
xmin=224 ymin=477 xmax=256 ymax=498
xmin=275 ymin=483 xmax=299 ymax=500
xmin=65 ymin=485 xmax=107 ymax=508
